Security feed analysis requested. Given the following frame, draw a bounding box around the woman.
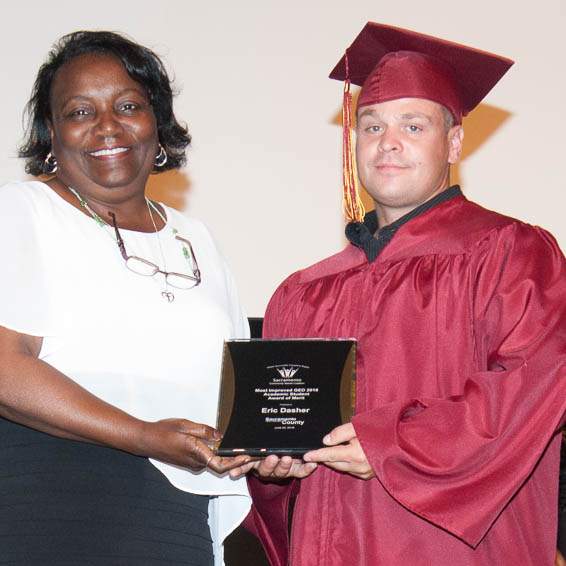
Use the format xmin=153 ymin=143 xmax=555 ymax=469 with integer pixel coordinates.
xmin=0 ymin=31 xmax=250 ymax=565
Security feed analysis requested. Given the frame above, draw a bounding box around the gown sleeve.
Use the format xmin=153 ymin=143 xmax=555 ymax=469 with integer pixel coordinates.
xmin=353 ymin=222 xmax=566 ymax=547
xmin=0 ymin=183 xmax=52 ymax=337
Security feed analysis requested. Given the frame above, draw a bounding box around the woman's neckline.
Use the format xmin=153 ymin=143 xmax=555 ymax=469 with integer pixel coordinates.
xmin=37 ymin=179 xmax=169 ymax=234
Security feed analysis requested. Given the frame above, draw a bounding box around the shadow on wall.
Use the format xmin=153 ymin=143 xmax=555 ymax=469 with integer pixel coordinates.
xmin=146 ymin=169 xmax=192 ymax=211
xmin=451 ymin=103 xmax=512 ymax=188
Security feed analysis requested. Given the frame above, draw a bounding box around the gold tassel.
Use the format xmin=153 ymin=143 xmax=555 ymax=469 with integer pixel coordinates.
xmin=342 ymin=74 xmax=365 ymax=223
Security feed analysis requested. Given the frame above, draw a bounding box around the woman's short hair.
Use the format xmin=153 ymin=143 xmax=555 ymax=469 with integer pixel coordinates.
xmin=19 ymin=30 xmax=191 ymax=176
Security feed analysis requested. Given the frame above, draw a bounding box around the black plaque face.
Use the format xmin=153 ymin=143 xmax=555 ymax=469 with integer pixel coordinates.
xmin=215 ymin=339 xmax=356 ymax=457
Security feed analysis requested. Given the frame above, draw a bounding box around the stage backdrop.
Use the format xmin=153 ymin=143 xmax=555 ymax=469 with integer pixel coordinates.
xmin=1 ymin=0 xmax=564 ymax=316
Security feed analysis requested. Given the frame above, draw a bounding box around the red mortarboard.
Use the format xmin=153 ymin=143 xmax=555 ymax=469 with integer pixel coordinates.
xmin=331 ymin=22 xmax=514 ymax=222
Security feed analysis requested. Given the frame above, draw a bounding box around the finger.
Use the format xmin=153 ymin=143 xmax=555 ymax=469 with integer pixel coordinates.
xmin=181 ymin=421 xmax=223 ymax=441
xmin=251 ymin=454 xmax=294 ymax=478
xmin=265 ymin=455 xmax=316 ymax=480
xmin=208 ymin=454 xmax=251 ymax=474
xmin=229 ymin=460 xmax=260 ymax=478
xmin=305 ymin=439 xmax=376 ymax=480
xmin=227 ymin=455 xmax=281 ymax=478
xmin=270 ymin=455 xmax=301 ymax=477
xmin=323 ymin=422 xmax=356 ymax=446
xmin=183 ymin=435 xmax=217 ymax=469
xmin=254 ymin=454 xmax=284 ymax=476
xmin=288 ymin=461 xmax=318 ymax=478
xmin=228 ymin=455 xmax=286 ymax=479
xmin=229 ymin=456 xmax=318 ymax=480
xmin=304 ymin=445 xmax=351 ymax=463
xmin=323 ymin=459 xmax=374 ymax=479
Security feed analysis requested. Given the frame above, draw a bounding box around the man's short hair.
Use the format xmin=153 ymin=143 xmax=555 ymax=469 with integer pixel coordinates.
xmin=440 ymin=105 xmax=455 ymax=133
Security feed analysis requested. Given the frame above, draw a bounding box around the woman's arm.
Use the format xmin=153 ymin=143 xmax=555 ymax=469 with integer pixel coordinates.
xmin=0 ymin=325 xmax=248 ymax=473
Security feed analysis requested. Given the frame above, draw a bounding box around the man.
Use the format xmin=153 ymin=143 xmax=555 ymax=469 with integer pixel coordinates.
xmin=232 ymin=22 xmax=566 ymax=565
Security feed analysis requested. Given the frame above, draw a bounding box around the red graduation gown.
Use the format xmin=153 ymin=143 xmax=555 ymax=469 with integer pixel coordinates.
xmin=246 ymin=195 xmax=566 ymax=565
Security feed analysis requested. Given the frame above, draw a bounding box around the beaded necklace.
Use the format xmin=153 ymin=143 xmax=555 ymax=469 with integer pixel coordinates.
xmin=67 ymin=185 xmax=194 ymax=301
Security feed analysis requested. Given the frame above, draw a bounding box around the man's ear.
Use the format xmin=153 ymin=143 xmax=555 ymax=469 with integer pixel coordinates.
xmin=448 ymin=125 xmax=464 ymax=164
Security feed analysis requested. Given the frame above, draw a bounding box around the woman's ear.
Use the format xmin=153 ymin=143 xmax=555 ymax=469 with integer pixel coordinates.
xmin=46 ymin=119 xmax=54 ymax=142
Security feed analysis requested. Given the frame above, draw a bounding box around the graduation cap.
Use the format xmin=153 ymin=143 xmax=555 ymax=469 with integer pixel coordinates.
xmin=331 ymin=22 xmax=514 ymax=222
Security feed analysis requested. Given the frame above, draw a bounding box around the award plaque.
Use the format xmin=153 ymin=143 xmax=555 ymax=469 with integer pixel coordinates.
xmin=215 ymin=339 xmax=356 ymax=457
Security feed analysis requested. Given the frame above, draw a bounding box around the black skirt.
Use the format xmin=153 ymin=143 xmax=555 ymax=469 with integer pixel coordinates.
xmin=0 ymin=417 xmax=213 ymax=565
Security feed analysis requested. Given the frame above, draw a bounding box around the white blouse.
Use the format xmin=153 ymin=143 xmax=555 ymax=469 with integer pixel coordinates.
xmin=0 ymin=180 xmax=251 ymax=565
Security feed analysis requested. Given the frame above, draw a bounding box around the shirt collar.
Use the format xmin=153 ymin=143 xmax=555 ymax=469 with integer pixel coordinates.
xmin=345 ymin=185 xmax=462 ymax=263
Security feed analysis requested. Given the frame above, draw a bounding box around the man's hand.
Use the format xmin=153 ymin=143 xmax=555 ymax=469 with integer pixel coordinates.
xmin=229 ymin=423 xmax=375 ymax=481
xmin=303 ymin=422 xmax=375 ymax=480
xmin=229 ymin=453 xmax=317 ymax=480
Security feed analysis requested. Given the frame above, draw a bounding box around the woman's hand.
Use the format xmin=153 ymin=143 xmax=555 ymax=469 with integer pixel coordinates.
xmin=138 ymin=418 xmax=250 ymax=473
xmin=0 ymin=325 xmax=249 ymax=475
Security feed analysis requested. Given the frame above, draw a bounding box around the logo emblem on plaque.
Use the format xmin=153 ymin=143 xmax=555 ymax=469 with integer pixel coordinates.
xmin=275 ymin=366 xmax=300 ymax=378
